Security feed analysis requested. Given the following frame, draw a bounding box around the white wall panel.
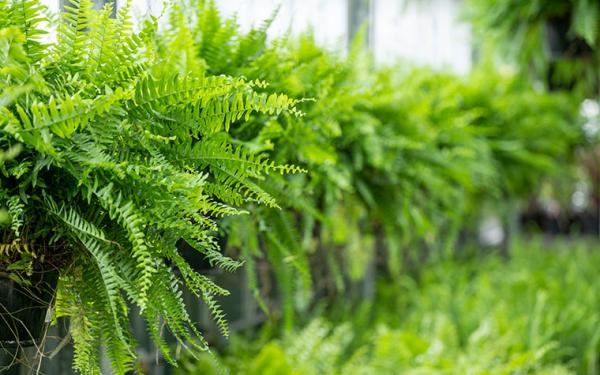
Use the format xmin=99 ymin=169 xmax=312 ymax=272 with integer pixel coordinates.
xmin=215 ymin=0 xmax=348 ymax=52
xmin=39 ymin=0 xmax=59 ymax=12
xmin=372 ymin=0 xmax=471 ymax=74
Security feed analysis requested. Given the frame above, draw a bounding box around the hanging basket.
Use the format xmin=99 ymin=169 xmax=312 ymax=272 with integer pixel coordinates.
xmin=0 ymin=268 xmax=59 ymax=347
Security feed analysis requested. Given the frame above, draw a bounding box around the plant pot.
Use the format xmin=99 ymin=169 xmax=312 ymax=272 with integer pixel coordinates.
xmin=0 ymin=268 xmax=59 ymax=347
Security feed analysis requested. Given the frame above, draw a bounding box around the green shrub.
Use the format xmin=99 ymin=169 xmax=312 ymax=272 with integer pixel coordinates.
xmin=183 ymin=238 xmax=600 ymax=375
xmin=0 ymin=1 xmax=589 ymax=372
xmin=161 ymin=0 xmax=583 ymax=319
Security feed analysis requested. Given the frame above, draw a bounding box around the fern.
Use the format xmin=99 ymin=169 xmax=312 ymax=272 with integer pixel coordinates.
xmin=8 ymin=0 xmax=48 ymax=62
xmin=0 ymin=1 xmax=583 ymax=372
xmin=7 ymin=195 xmax=24 ymax=236
xmin=0 ymin=1 xmax=303 ymax=373
xmin=159 ymin=1 xmax=583 ymax=333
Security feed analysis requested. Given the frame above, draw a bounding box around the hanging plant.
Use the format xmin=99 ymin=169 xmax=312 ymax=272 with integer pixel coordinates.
xmin=0 ymin=0 xmax=302 ymax=372
xmin=465 ymin=0 xmax=600 ymax=93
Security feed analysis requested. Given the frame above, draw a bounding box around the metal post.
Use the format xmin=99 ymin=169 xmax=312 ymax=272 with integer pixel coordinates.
xmin=60 ymin=0 xmax=117 ymax=17
xmin=347 ymin=0 xmax=373 ymax=48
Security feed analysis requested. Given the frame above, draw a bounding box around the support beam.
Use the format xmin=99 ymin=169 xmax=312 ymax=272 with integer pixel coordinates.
xmin=347 ymin=0 xmax=373 ymax=48
xmin=60 ymin=0 xmax=116 ymax=17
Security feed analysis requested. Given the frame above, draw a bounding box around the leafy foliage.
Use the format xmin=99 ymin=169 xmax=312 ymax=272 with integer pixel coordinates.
xmin=179 ymin=238 xmax=600 ymax=375
xmin=0 ymin=0 xmax=300 ymax=372
xmin=0 ymin=1 xmax=588 ymax=373
xmin=464 ymin=0 xmax=600 ymax=93
xmin=159 ymin=0 xmax=583 ymax=328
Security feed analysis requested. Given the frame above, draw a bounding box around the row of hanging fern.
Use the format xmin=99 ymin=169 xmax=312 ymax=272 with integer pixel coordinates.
xmin=160 ymin=0 xmax=583 ymax=329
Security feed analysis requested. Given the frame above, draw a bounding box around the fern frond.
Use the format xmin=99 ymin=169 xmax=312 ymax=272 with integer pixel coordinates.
xmin=8 ymin=0 xmax=48 ymax=62
xmin=56 ymin=0 xmax=94 ymax=66
xmin=46 ymin=197 xmax=136 ymax=362
xmin=7 ymin=195 xmax=24 ymax=236
xmin=201 ymin=290 xmax=229 ymax=337
xmin=94 ymin=184 xmax=155 ymax=311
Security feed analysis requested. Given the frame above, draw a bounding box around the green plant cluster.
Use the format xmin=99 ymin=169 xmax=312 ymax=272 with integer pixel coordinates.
xmin=160 ymin=0 xmax=583 ymax=325
xmin=179 ymin=238 xmax=600 ymax=375
xmin=0 ymin=0 xmax=587 ymax=373
xmin=0 ymin=0 xmax=302 ymax=372
xmin=464 ymin=0 xmax=600 ymax=93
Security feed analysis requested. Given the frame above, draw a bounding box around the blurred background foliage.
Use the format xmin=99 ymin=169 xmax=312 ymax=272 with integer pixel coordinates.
xmin=146 ymin=0 xmax=600 ymax=373
xmin=154 ymin=0 xmax=586 ymax=310
xmin=178 ymin=239 xmax=600 ymax=375
xmin=154 ymin=0 xmax=600 ymax=373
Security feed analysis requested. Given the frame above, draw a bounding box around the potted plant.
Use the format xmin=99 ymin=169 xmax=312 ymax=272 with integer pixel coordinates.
xmin=0 ymin=0 xmax=301 ymax=372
